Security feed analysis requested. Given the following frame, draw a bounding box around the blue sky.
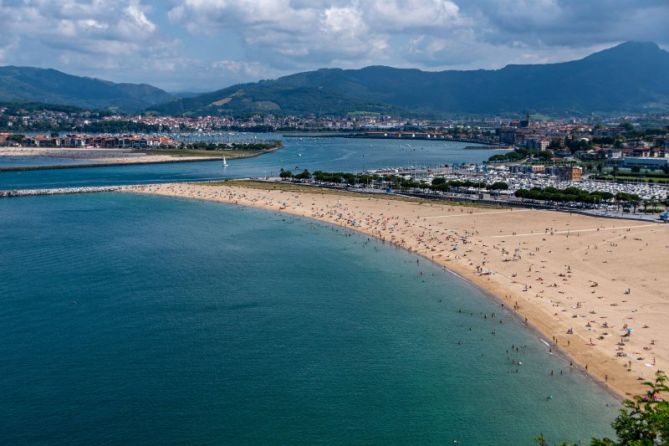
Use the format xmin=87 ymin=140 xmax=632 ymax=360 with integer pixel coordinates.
xmin=1 ymin=0 xmax=667 ymax=92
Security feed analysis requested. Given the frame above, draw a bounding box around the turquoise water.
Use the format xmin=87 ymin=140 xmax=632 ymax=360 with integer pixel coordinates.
xmin=0 ymin=193 xmax=618 ymax=445
xmin=0 ymin=136 xmax=499 ymax=190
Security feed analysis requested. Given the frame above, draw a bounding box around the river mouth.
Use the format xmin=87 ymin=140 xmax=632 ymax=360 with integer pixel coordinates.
xmin=0 ymin=137 xmax=499 ymax=190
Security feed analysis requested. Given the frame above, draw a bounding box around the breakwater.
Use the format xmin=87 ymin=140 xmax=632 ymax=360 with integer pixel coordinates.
xmin=0 ymin=185 xmax=124 ymax=198
xmin=0 ymin=157 xmax=220 ymax=172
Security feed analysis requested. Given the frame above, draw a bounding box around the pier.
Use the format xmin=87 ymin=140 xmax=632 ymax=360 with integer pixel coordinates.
xmin=0 ymin=186 xmax=124 ymax=198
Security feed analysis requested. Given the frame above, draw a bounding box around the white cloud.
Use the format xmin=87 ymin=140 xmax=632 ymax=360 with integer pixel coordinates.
xmin=166 ymin=0 xmax=466 ymax=68
xmin=166 ymin=0 xmax=668 ymax=75
xmin=211 ymin=59 xmax=275 ymax=79
xmin=0 ymin=0 xmax=668 ymax=91
xmin=0 ymin=0 xmax=169 ymax=66
xmin=363 ymin=0 xmax=462 ymax=31
xmin=124 ymin=3 xmax=156 ymax=34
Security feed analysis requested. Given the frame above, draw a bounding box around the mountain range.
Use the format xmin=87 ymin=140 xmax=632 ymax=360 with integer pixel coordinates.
xmin=152 ymin=42 xmax=669 ymax=116
xmin=0 ymin=66 xmax=174 ymax=112
xmin=1 ymin=42 xmax=668 ymax=116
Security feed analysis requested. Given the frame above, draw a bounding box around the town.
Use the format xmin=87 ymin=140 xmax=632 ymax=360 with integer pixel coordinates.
xmin=1 ymin=106 xmax=668 ymax=217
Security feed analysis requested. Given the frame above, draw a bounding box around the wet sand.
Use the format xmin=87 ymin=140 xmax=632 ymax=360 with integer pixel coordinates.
xmin=131 ymin=181 xmax=669 ymax=398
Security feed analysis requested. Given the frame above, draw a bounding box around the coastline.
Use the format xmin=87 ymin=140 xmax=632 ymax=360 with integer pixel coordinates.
xmin=0 ymin=156 xmax=220 ymax=172
xmin=128 ymin=181 xmax=669 ymax=399
xmin=0 ymin=145 xmax=280 ymax=172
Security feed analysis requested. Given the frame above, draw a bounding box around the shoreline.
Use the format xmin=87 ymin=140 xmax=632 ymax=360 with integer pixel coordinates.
xmin=127 ymin=181 xmax=669 ymax=399
xmin=0 ymin=156 xmax=220 ymax=172
xmin=0 ymin=145 xmax=281 ymax=172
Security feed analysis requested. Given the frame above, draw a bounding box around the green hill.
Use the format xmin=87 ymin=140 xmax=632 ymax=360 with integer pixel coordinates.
xmin=0 ymin=66 xmax=174 ymax=112
xmin=150 ymin=42 xmax=669 ymax=117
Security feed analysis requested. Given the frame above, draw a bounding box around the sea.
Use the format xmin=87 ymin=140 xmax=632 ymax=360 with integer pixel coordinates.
xmin=0 ymin=136 xmax=619 ymax=445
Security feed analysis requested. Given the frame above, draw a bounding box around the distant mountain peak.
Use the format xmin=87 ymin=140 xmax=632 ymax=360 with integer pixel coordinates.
xmin=614 ymin=41 xmax=661 ymax=51
xmin=584 ymin=41 xmax=667 ymax=61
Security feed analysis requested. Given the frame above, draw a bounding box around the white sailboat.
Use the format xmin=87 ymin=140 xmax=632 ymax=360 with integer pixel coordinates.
xmin=222 ymin=156 xmax=228 ymax=167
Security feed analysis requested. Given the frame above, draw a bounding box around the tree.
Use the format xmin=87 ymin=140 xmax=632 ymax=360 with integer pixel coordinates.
xmin=616 ymin=192 xmax=641 ymax=213
xmin=7 ymin=134 xmax=25 ymax=143
xmin=279 ymin=168 xmax=293 ymax=180
xmin=535 ymin=434 xmax=550 ymax=446
xmin=537 ymin=150 xmax=554 ymax=161
xmin=294 ymin=169 xmax=311 ymax=180
xmin=487 ymin=181 xmax=509 ymax=191
xmin=604 ymin=371 xmax=669 ymax=445
xmin=538 ymin=371 xmax=669 ymax=446
xmin=548 ymin=138 xmax=564 ymax=150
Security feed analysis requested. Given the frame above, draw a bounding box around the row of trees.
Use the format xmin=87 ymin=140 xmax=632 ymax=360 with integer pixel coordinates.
xmin=281 ymin=169 xmax=380 ymax=184
xmin=515 ymin=186 xmax=642 ymax=206
xmin=432 ymin=177 xmax=509 ymax=191
xmin=281 ymin=170 xmax=662 ymax=213
xmin=280 ymin=169 xmax=510 ymax=193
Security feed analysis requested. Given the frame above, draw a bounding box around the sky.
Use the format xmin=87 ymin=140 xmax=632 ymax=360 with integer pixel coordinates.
xmin=1 ymin=0 xmax=668 ymax=92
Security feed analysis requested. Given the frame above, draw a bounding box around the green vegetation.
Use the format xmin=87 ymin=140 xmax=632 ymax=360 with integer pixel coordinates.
xmin=514 ymin=187 xmax=657 ymax=211
xmin=566 ymin=138 xmax=594 ymax=152
xmin=623 ymin=126 xmax=669 ymax=140
xmin=0 ymin=66 xmax=174 ymax=112
xmin=312 ymin=170 xmax=379 ymax=184
xmin=151 ymin=80 xmax=405 ymax=117
xmin=293 ymin=169 xmax=311 ymax=180
xmin=432 ymin=177 xmax=508 ymax=191
xmin=281 ymin=169 xmax=509 ymax=194
xmin=488 ymin=181 xmax=510 ymax=190
xmin=0 ymin=101 xmax=86 ymax=114
xmin=615 ymin=192 xmax=642 ymax=206
xmin=0 ymin=102 xmax=111 ymax=132
xmin=591 ymin=173 xmax=669 ymax=184
xmin=489 ymin=148 xmax=553 ymax=162
xmin=6 ymin=134 xmax=25 ymax=143
xmin=537 ymin=371 xmax=669 ymax=446
xmin=515 ymin=187 xmax=615 ymax=204
xmin=150 ymin=42 xmax=669 ymax=117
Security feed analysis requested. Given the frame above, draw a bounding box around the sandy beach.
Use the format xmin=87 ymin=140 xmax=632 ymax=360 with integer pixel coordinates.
xmin=0 ymin=147 xmax=219 ymax=165
xmin=130 ymin=181 xmax=669 ymax=398
xmin=0 ymin=146 xmax=278 ymax=170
